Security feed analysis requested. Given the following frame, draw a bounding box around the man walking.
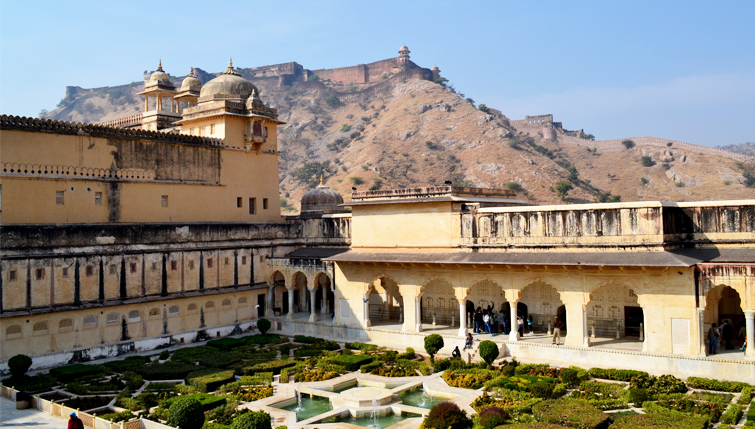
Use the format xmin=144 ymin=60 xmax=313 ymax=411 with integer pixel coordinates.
xmin=483 ymin=311 xmax=491 ymax=334
xmin=708 ymin=323 xmax=719 ymax=355
xmin=552 ymin=317 xmax=563 ymax=345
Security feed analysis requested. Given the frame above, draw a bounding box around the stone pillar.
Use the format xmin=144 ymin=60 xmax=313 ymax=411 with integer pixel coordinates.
xmin=321 ymin=287 xmax=329 ymax=315
xmin=309 ymin=289 xmax=317 ymax=322
xmin=458 ymin=302 xmax=467 ymax=337
xmin=157 ymin=96 xmax=162 ymax=111
xmin=363 ymin=293 xmax=371 ymax=328
xmin=564 ymin=302 xmax=586 ymax=347
xmin=582 ymin=305 xmax=590 ymax=347
xmin=509 ymin=301 xmax=519 ymax=341
xmin=745 ymin=310 xmax=755 ymax=359
xmin=415 ymin=298 xmax=423 ymax=332
xmin=144 ymin=96 xmax=149 ymax=112
xmin=286 ymin=287 xmax=294 ymax=321
xmin=267 ymin=287 xmax=274 ymax=315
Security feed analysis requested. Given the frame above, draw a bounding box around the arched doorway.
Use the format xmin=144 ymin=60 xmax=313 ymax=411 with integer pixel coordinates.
xmin=292 ymin=272 xmax=308 ymax=315
xmin=315 ymin=273 xmax=334 ymax=317
xmin=368 ymin=276 xmax=403 ymax=326
xmin=705 ymin=285 xmax=745 ymax=354
xmin=519 ymin=281 xmax=564 ymax=338
xmin=270 ymin=271 xmax=285 ymax=316
xmin=587 ymin=282 xmax=643 ymax=349
xmin=422 ymin=279 xmax=458 ymax=330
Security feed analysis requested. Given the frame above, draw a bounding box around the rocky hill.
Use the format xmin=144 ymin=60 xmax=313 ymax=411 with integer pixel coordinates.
xmin=44 ymin=62 xmax=755 ymax=212
xmin=718 ymin=142 xmax=755 ymax=157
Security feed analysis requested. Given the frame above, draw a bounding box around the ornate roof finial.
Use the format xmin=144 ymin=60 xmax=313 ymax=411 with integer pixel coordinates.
xmin=190 ymin=67 xmax=195 ymax=76
xmin=320 ymin=174 xmax=323 ymax=185
xmin=224 ymin=57 xmax=240 ymax=76
xmin=157 ymin=59 xmax=164 ymax=71
xmin=228 ymin=57 xmax=233 ymax=68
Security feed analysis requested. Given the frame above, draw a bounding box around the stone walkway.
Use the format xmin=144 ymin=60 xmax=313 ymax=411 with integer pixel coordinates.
xmin=0 ymin=397 xmax=62 ymax=429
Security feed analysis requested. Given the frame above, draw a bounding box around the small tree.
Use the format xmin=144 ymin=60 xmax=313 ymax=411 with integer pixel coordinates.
xmin=566 ymin=166 xmax=579 ymax=182
xmin=231 ymin=410 xmax=272 ymax=429
xmin=555 ymin=181 xmax=573 ymax=200
xmin=38 ymin=109 xmax=48 ymax=118
xmin=640 ymin=156 xmax=654 ymax=167
xmin=166 ymin=397 xmax=204 ymax=429
xmin=478 ymin=406 xmax=509 ymax=429
xmin=478 ymin=341 xmax=499 ymax=365
xmin=257 ymin=318 xmax=271 ymax=335
xmin=478 ymin=104 xmax=491 ymax=114
xmin=307 ymin=74 xmax=319 ymax=81
xmin=622 ymin=139 xmax=636 ymax=149
xmin=580 ymin=132 xmax=596 ymax=141
xmin=8 ymin=354 xmax=32 ymax=379
xmin=422 ymin=402 xmax=471 ymax=429
xmin=424 ymin=334 xmax=444 ymax=360
xmin=350 ymin=176 xmax=364 ymax=185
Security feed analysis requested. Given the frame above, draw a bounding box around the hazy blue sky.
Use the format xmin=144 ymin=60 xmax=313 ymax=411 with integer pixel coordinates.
xmin=1 ymin=1 xmax=753 ymax=146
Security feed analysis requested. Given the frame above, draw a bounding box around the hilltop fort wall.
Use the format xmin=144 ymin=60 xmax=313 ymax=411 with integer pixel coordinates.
xmin=311 ymin=57 xmax=425 ymax=84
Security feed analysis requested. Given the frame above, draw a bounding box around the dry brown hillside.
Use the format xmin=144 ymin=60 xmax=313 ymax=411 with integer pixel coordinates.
xmin=45 ymin=68 xmax=755 ymax=213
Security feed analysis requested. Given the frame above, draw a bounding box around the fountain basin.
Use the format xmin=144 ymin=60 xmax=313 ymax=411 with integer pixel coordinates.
xmin=340 ymin=387 xmax=394 ymax=408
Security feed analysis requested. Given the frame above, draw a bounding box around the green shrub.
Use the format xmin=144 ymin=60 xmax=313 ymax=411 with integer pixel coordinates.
xmin=293 ymin=335 xmax=323 ymax=344
xmin=443 ymin=369 xmax=499 ymax=389
xmin=686 ymin=376 xmax=750 ymax=392
xmin=630 ymin=374 xmax=687 ymax=395
xmin=558 ymin=368 xmax=580 ymax=386
xmin=551 ymin=383 xmax=567 ymax=398
xmin=421 ymin=401 xmax=471 ymax=429
xmin=167 ymin=397 xmax=205 ymax=429
xmin=123 ymin=371 xmax=144 ymax=390
xmin=164 ymin=393 xmax=226 ymax=412
xmin=8 ymin=355 xmax=32 ymax=379
xmin=478 ymin=406 xmax=509 ymax=429
xmin=0 ymin=373 xmax=56 ymax=393
xmin=98 ymin=410 xmax=136 ymax=423
xmin=478 ymin=341 xmax=499 ymax=365
xmin=187 ymin=369 xmax=235 ymax=393
xmin=344 ymin=342 xmax=378 ymax=352
xmin=332 ymin=355 xmax=373 ymax=371
xmin=739 ymin=387 xmax=753 ymax=404
xmin=611 ymin=412 xmax=707 ymax=429
xmin=432 ymin=357 xmax=473 ymax=372
xmin=231 ymin=410 xmax=271 ymax=429
xmin=640 ymin=156 xmax=654 ymax=167
xmin=424 ymin=334 xmax=444 ymax=359
xmin=532 ymin=399 xmax=609 ymax=428
xmin=50 ymin=364 xmax=105 ymax=382
xmin=628 ymin=388 xmax=648 ymax=405
xmin=515 ymin=364 xmax=553 ymax=376
xmin=280 ymin=363 xmax=306 ymax=381
xmin=721 ymin=404 xmax=743 ymax=425
xmin=588 ymin=368 xmax=647 ymax=382
xmin=397 ymin=347 xmax=416 ymax=360
xmin=241 ymin=333 xmax=283 ymax=346
xmin=746 ymin=398 xmax=755 ymax=426
xmin=106 ymin=356 xmax=151 ymax=373
xmin=159 ymin=350 xmax=170 ymax=360
xmin=256 ymin=318 xmax=271 ymax=335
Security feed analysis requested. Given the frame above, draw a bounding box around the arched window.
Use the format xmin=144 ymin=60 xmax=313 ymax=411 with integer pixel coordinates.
xmin=107 ymin=312 xmax=120 ymax=323
xmin=6 ymin=325 xmax=22 ymax=337
xmin=222 ymin=299 xmax=231 ymax=307
xmin=128 ymin=310 xmax=141 ymax=322
xmin=205 ymin=301 xmax=215 ymax=310
xmin=188 ymin=303 xmax=198 ymax=311
xmin=149 ymin=308 xmax=160 ymax=317
xmin=253 ymin=121 xmax=262 ymax=136
xmin=59 ymin=319 xmax=73 ymax=330
xmin=83 ymin=315 xmax=98 ymax=326
xmin=33 ymin=322 xmax=48 ymax=332
xmin=168 ymin=305 xmax=180 ymax=315
xmin=238 ymin=297 xmax=248 ymax=306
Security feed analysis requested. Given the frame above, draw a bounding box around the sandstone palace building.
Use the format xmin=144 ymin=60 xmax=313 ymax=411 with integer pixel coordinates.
xmin=1 ymin=52 xmax=754 ymax=383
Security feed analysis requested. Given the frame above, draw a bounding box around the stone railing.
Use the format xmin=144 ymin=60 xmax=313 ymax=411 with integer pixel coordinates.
xmin=352 ymin=185 xmax=515 ymax=200
xmin=96 ymin=114 xmax=143 ymax=128
xmin=0 ymin=115 xmax=224 ymax=148
xmin=2 ymin=163 xmax=156 ymax=180
xmin=0 ymin=384 xmax=174 ymax=429
xmin=559 ymin=135 xmax=754 ymax=163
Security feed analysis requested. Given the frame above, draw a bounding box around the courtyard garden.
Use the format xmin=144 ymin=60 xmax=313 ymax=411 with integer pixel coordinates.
xmin=2 ymin=325 xmax=754 ymax=429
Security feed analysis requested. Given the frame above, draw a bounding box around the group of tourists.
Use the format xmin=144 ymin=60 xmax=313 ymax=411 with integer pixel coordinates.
xmin=708 ymin=319 xmax=747 ymax=355
xmin=471 ymin=304 xmax=537 ymax=337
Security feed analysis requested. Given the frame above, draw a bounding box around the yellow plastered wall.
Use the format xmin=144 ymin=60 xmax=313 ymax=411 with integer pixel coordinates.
xmin=351 ymin=202 xmax=460 ymax=248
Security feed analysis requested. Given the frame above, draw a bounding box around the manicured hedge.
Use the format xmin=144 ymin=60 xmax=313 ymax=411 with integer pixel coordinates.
xmin=242 ymin=334 xmax=285 ymax=346
xmin=136 ymin=362 xmax=202 ymax=380
xmin=238 ymin=359 xmax=296 ymax=376
xmin=720 ymin=404 xmax=744 ymax=425
xmin=588 ymin=368 xmax=648 ymax=382
xmin=49 ymin=364 xmax=105 ymax=382
xmin=610 ymin=412 xmax=708 ymax=429
xmin=187 ymin=369 xmax=236 ymax=393
xmin=345 ymin=342 xmax=378 ymax=351
xmin=514 ymin=364 xmax=553 ymax=376
xmin=532 ymin=399 xmax=609 ymax=429
xmin=0 ymin=374 xmax=57 ymax=393
xmin=443 ymin=369 xmax=499 ymax=389
xmin=164 ymin=393 xmax=226 ymax=411
xmin=207 ymin=338 xmax=248 ymax=351
xmin=105 ymin=356 xmax=151 ymax=373
xmin=332 ymin=354 xmax=373 ymax=371
xmin=686 ymin=376 xmax=751 ymax=393
xmin=293 ymin=335 xmax=324 ymax=344
xmin=745 ymin=399 xmax=755 ymax=427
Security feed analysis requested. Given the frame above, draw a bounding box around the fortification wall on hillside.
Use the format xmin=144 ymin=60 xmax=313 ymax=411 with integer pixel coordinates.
xmin=334 ymin=68 xmax=433 ymax=104
xmin=559 ymin=135 xmax=754 ymax=163
xmin=311 ymin=58 xmax=423 ymax=84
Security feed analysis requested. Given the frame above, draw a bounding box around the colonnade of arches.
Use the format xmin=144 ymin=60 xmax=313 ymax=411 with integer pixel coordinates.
xmin=268 ymin=270 xmax=334 ymax=322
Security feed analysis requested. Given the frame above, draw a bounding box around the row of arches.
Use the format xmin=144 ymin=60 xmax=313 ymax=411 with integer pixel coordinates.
xmin=268 ymin=270 xmax=333 ymax=321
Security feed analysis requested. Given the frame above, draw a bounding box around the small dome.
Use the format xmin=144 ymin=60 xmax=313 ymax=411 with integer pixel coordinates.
xmin=431 ymin=65 xmax=440 ymax=73
xmin=301 ymin=179 xmax=344 ymax=213
xmin=199 ymin=58 xmax=257 ymax=102
xmin=180 ymin=67 xmax=201 ymax=91
xmin=398 ymin=45 xmax=410 ymax=55
xmin=149 ymin=60 xmax=170 ymax=82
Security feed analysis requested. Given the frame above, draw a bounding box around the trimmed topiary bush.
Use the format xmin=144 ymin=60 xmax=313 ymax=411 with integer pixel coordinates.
xmin=421 ymin=401 xmax=472 ymax=429
xmin=686 ymin=376 xmax=750 ymax=393
xmin=256 ymin=318 xmax=271 ymax=335
xmin=8 ymin=355 xmax=32 ymax=379
xmin=166 ymin=397 xmax=205 ymax=429
xmin=627 ymin=388 xmax=648 ymax=405
xmin=720 ymin=404 xmax=743 ymax=425
xmin=187 ymin=369 xmax=235 ymax=393
xmin=424 ymin=334 xmax=444 ymax=360
xmin=478 ymin=341 xmax=499 ymax=365
xmin=231 ymin=410 xmax=272 ymax=429
xmin=478 ymin=406 xmax=509 ymax=429
xmin=588 ymin=368 xmax=648 ymax=382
